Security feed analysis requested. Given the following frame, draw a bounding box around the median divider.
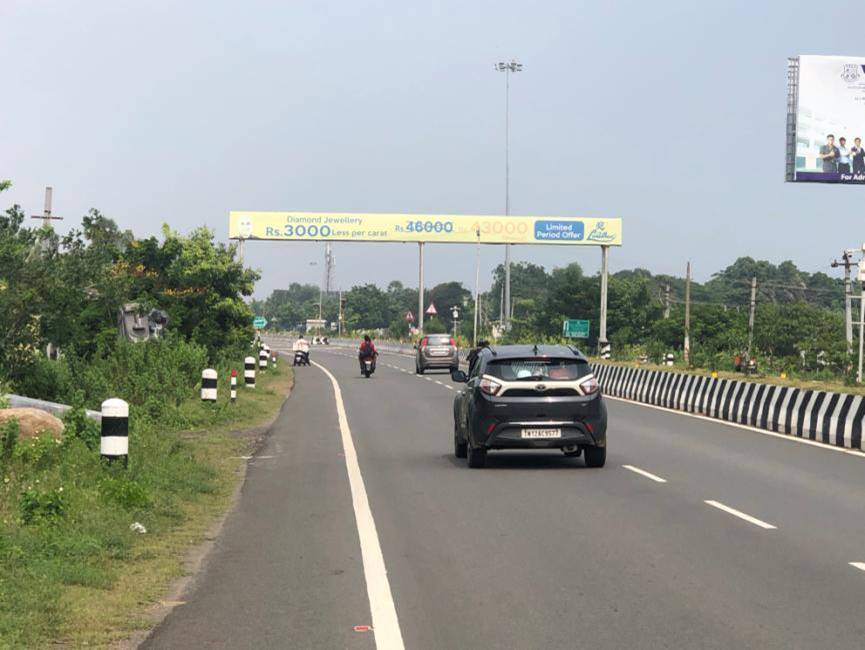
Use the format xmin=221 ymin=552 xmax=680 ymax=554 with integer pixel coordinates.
xmin=591 ymin=363 xmax=865 ymax=451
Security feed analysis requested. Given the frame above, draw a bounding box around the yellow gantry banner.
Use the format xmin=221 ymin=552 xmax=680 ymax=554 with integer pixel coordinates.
xmin=229 ymin=212 xmax=622 ymax=246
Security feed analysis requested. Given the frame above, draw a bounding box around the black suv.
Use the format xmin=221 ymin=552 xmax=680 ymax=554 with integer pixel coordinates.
xmin=451 ymin=345 xmax=607 ymax=468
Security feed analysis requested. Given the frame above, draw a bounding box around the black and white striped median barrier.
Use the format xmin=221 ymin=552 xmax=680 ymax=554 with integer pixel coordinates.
xmin=100 ymin=398 xmax=129 ymax=466
xmin=259 ymin=347 xmax=268 ymax=370
xmin=230 ymin=369 xmax=237 ymax=402
xmin=244 ymin=356 xmax=256 ymax=388
xmin=201 ymin=368 xmax=217 ymax=402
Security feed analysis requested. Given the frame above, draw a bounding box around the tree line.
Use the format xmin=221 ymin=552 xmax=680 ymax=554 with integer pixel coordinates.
xmin=254 ymin=256 xmax=852 ymax=379
xmin=0 ymin=182 xmax=258 ymax=404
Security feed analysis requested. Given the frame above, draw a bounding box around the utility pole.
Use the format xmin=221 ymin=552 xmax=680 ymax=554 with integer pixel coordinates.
xmin=747 ymin=276 xmax=757 ymax=360
xmin=664 ymin=284 xmax=671 ymax=319
xmin=831 ymin=250 xmax=856 ymax=354
xmin=30 ymin=186 xmax=63 ymax=228
xmin=495 ymin=59 xmax=522 ymax=331
xmin=684 ymin=261 xmax=691 ymax=365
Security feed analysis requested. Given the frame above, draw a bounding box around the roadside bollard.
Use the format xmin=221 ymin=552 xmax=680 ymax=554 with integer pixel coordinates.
xmin=259 ymin=347 xmax=268 ymax=370
xmin=230 ymin=370 xmax=237 ymax=402
xmin=244 ymin=356 xmax=256 ymax=388
xmin=600 ymin=344 xmax=611 ymax=360
xmin=201 ymin=368 xmax=217 ymax=402
xmin=101 ymin=398 xmax=129 ymax=466
xmin=665 ymin=353 xmax=674 ymax=366
xmin=271 ymin=351 xmax=277 ymax=367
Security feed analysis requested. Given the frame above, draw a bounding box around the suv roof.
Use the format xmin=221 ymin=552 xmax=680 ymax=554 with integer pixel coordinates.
xmin=479 ymin=344 xmax=587 ymax=362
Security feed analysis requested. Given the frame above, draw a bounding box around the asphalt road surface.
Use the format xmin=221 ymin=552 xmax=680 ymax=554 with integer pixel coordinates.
xmin=143 ymin=345 xmax=865 ymax=649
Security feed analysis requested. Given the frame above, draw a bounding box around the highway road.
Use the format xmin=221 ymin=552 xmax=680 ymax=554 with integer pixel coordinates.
xmin=143 ymin=345 xmax=865 ymax=649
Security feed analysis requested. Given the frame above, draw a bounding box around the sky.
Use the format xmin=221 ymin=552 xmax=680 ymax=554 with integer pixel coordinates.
xmin=2 ymin=0 xmax=865 ymax=299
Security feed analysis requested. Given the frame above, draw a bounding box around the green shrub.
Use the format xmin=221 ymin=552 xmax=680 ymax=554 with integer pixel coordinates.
xmin=62 ymin=393 xmax=100 ymax=450
xmin=19 ymin=488 xmax=67 ymax=525
xmin=1 ymin=418 xmax=19 ymax=460
xmin=98 ymin=477 xmax=150 ymax=510
xmin=13 ymin=357 xmax=73 ymax=403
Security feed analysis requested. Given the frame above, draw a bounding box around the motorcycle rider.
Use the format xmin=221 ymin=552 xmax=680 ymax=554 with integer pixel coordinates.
xmin=293 ymin=334 xmax=311 ymax=366
xmin=358 ymin=334 xmax=377 ymax=373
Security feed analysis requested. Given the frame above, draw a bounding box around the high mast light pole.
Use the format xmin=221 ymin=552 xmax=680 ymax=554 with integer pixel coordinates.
xmin=495 ymin=59 xmax=522 ymax=331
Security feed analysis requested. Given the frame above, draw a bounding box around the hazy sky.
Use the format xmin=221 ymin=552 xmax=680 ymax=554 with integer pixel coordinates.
xmin=3 ymin=1 xmax=865 ymax=299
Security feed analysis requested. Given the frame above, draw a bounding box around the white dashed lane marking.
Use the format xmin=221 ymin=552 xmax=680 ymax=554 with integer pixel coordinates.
xmin=850 ymin=562 xmax=865 ymax=573
xmin=622 ymin=465 xmax=667 ymax=483
xmin=704 ymin=500 xmax=776 ymax=530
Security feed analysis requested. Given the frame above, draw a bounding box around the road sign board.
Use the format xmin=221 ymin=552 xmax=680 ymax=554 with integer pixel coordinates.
xmin=253 ymin=316 xmax=268 ymax=329
xmin=405 ymin=310 xmax=415 ymax=323
xmin=562 ymin=319 xmax=590 ymax=338
xmin=426 ymin=303 xmax=437 ymax=315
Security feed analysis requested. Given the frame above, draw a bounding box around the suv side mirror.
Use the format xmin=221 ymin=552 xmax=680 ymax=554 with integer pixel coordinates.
xmin=451 ymin=369 xmax=468 ymax=383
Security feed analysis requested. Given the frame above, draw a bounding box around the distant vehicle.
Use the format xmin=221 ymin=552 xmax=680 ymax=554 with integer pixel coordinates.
xmin=415 ymin=334 xmax=459 ymax=374
xmin=451 ymin=345 xmax=607 ymax=469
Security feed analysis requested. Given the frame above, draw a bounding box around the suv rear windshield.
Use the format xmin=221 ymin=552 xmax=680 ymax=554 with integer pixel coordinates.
xmin=485 ymin=358 xmax=590 ymax=381
xmin=425 ymin=335 xmax=452 ymax=346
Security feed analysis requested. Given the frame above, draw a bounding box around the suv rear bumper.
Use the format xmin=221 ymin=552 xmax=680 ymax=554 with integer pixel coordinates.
xmin=467 ymin=397 xmax=607 ymax=449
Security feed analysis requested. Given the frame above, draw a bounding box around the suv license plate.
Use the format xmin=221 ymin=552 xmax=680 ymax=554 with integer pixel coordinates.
xmin=521 ymin=428 xmax=562 ymax=439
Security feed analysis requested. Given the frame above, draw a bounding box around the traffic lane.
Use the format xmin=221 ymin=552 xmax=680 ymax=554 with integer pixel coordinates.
xmin=314 ymin=350 xmax=865 ymax=649
xmin=142 ymin=359 xmax=374 ymax=650
xmin=376 ymin=347 xmax=865 ymax=561
xmin=602 ymin=397 xmax=865 ymax=564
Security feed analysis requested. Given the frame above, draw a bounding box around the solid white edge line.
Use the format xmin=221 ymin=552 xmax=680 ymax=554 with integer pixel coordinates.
xmin=604 ymin=394 xmax=865 ymax=460
xmin=311 ymin=360 xmax=405 ymax=649
xmin=849 ymin=562 xmax=865 ymax=572
xmin=704 ymin=499 xmax=776 ymax=530
xmin=622 ymin=464 xmax=667 ymax=483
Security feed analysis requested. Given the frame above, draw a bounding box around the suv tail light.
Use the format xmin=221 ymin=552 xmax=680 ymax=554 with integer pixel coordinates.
xmin=479 ymin=377 xmax=502 ymax=396
xmin=421 ymin=337 xmax=428 ymax=347
xmin=578 ymin=376 xmax=599 ymax=395
xmin=449 ymin=337 xmax=456 ymax=346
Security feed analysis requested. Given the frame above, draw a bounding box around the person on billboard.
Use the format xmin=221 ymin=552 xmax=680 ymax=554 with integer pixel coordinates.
xmin=837 ymin=137 xmax=852 ymax=174
xmin=819 ymin=135 xmax=839 ymax=173
xmin=852 ymin=138 xmax=865 ymax=174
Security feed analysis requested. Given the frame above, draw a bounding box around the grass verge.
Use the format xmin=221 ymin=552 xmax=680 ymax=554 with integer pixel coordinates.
xmin=0 ymin=363 xmax=292 ymax=649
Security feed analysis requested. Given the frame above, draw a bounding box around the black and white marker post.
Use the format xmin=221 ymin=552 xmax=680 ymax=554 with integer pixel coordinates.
xmin=100 ymin=398 xmax=129 ymax=466
xmin=244 ymin=356 xmax=256 ymax=388
xmin=230 ymin=369 xmax=237 ymax=402
xmin=259 ymin=346 xmax=268 ymax=370
xmin=201 ymin=368 xmax=217 ymax=402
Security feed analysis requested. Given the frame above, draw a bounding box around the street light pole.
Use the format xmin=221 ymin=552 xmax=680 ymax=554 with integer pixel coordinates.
xmin=496 ymin=59 xmax=522 ymax=331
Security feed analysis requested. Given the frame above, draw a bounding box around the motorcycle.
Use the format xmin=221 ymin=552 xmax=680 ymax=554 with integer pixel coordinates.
xmin=293 ymin=350 xmax=310 ymax=366
xmin=361 ymin=356 xmax=375 ymax=378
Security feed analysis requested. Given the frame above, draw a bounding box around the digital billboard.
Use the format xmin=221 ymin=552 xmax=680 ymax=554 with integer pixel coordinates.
xmin=786 ymin=55 xmax=865 ymax=184
xmin=228 ymin=212 xmax=622 ymax=246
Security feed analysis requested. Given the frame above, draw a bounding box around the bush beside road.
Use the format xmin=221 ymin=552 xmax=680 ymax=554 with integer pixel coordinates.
xmin=0 ymin=348 xmax=292 ymax=649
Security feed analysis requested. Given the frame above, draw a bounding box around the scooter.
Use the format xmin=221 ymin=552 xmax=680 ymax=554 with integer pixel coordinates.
xmin=361 ymin=356 xmax=375 ymax=378
xmin=293 ymin=350 xmax=310 ymax=366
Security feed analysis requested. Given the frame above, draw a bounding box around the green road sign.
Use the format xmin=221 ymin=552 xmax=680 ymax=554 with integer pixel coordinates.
xmin=253 ymin=316 xmax=268 ymax=329
xmin=562 ymin=319 xmax=590 ymax=339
